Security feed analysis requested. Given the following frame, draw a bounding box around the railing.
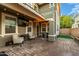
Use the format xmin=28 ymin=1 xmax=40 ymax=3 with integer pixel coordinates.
xmin=22 ymin=3 xmax=40 ymax=14
xmin=23 ymin=3 xmax=34 ymax=10
xmin=19 ymin=3 xmax=54 ymax=20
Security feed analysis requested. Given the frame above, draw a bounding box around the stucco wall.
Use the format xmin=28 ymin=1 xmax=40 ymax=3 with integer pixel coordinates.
xmin=39 ymin=4 xmax=53 ymax=19
xmin=39 ymin=4 xmax=50 ymax=13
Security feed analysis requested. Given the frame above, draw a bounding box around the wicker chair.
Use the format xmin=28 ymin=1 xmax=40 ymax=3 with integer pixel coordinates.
xmin=12 ymin=34 xmax=24 ymax=46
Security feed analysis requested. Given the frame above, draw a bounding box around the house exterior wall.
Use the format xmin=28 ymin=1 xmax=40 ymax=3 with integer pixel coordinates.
xmin=0 ymin=12 xmax=1 ymax=34
xmin=39 ymin=4 xmax=54 ymax=34
xmin=33 ymin=22 xmax=37 ymax=37
xmin=56 ymin=9 xmax=60 ymax=35
xmin=39 ymin=4 xmax=53 ymax=19
xmin=32 ymin=4 xmax=39 ymax=12
xmin=39 ymin=4 xmax=50 ymax=13
xmin=72 ymin=23 xmax=79 ymax=28
xmin=18 ymin=26 xmax=26 ymax=34
xmin=55 ymin=3 xmax=60 ymax=35
xmin=72 ymin=16 xmax=79 ymax=28
xmin=2 ymin=13 xmax=37 ymax=37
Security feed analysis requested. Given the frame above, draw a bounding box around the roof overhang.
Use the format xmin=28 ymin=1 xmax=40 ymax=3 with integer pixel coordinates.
xmin=18 ymin=3 xmax=46 ymax=20
xmin=18 ymin=3 xmax=46 ymax=22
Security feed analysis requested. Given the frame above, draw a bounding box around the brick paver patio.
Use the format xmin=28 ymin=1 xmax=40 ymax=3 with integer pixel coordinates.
xmin=0 ymin=38 xmax=79 ymax=56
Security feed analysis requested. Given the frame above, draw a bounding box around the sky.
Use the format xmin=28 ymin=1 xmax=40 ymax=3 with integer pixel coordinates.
xmin=61 ymin=3 xmax=79 ymax=16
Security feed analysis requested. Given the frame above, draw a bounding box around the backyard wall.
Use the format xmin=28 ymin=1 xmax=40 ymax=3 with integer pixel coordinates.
xmin=60 ymin=28 xmax=71 ymax=35
xmin=71 ymin=28 xmax=79 ymax=37
xmin=60 ymin=28 xmax=79 ymax=37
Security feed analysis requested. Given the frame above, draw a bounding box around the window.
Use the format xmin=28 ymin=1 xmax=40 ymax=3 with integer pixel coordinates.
xmin=42 ymin=24 xmax=46 ymax=32
xmin=42 ymin=27 xmax=46 ymax=32
xmin=49 ymin=3 xmax=54 ymax=8
xmin=27 ymin=22 xmax=32 ymax=32
xmin=28 ymin=27 xmax=31 ymax=32
xmin=34 ymin=5 xmax=38 ymax=12
xmin=5 ymin=16 xmax=16 ymax=33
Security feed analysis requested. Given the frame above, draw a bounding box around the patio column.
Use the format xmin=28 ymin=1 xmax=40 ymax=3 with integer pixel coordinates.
xmin=1 ymin=13 xmax=5 ymax=37
xmin=48 ymin=20 xmax=56 ymax=41
xmin=48 ymin=3 xmax=57 ymax=41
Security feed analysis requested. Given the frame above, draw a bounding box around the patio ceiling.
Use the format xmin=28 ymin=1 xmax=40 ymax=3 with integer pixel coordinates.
xmin=0 ymin=3 xmax=46 ymax=22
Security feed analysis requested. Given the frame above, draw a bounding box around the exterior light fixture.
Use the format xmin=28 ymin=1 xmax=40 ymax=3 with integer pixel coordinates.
xmin=17 ymin=13 xmax=19 ymax=15
xmin=4 ymin=8 xmax=6 ymax=11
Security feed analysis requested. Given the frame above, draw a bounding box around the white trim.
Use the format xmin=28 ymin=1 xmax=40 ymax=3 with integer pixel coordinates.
xmin=48 ymin=35 xmax=57 ymax=37
xmin=16 ymin=18 xmax=18 ymax=34
xmin=46 ymin=18 xmax=54 ymax=21
xmin=0 ymin=13 xmax=4 ymax=37
xmin=46 ymin=24 xmax=48 ymax=32
xmin=0 ymin=13 xmax=2 ymax=36
xmin=4 ymin=33 xmax=17 ymax=35
xmin=41 ymin=23 xmax=42 ymax=33
xmin=3 ymin=13 xmax=17 ymax=18
xmin=26 ymin=26 xmax=27 ymax=34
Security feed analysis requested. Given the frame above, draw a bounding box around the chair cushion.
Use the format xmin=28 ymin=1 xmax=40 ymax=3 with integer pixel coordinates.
xmin=12 ymin=34 xmax=24 ymax=44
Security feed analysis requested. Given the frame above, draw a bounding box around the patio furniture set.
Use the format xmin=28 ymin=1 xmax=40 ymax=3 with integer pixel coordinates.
xmin=0 ymin=33 xmax=33 ymax=47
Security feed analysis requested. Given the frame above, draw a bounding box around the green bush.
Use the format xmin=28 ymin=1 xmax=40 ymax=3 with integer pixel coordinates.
xmin=60 ymin=16 xmax=74 ymax=28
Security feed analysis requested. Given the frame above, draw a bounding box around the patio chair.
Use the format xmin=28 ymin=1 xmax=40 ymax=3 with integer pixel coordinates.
xmin=12 ymin=34 xmax=24 ymax=47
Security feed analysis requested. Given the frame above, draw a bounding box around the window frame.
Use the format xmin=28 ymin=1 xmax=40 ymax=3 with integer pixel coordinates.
xmin=27 ymin=26 xmax=31 ymax=32
xmin=42 ymin=23 xmax=46 ymax=32
xmin=3 ymin=13 xmax=17 ymax=35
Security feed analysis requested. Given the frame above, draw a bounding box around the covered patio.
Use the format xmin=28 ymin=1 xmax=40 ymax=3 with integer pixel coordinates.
xmin=0 ymin=3 xmax=48 ymax=47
